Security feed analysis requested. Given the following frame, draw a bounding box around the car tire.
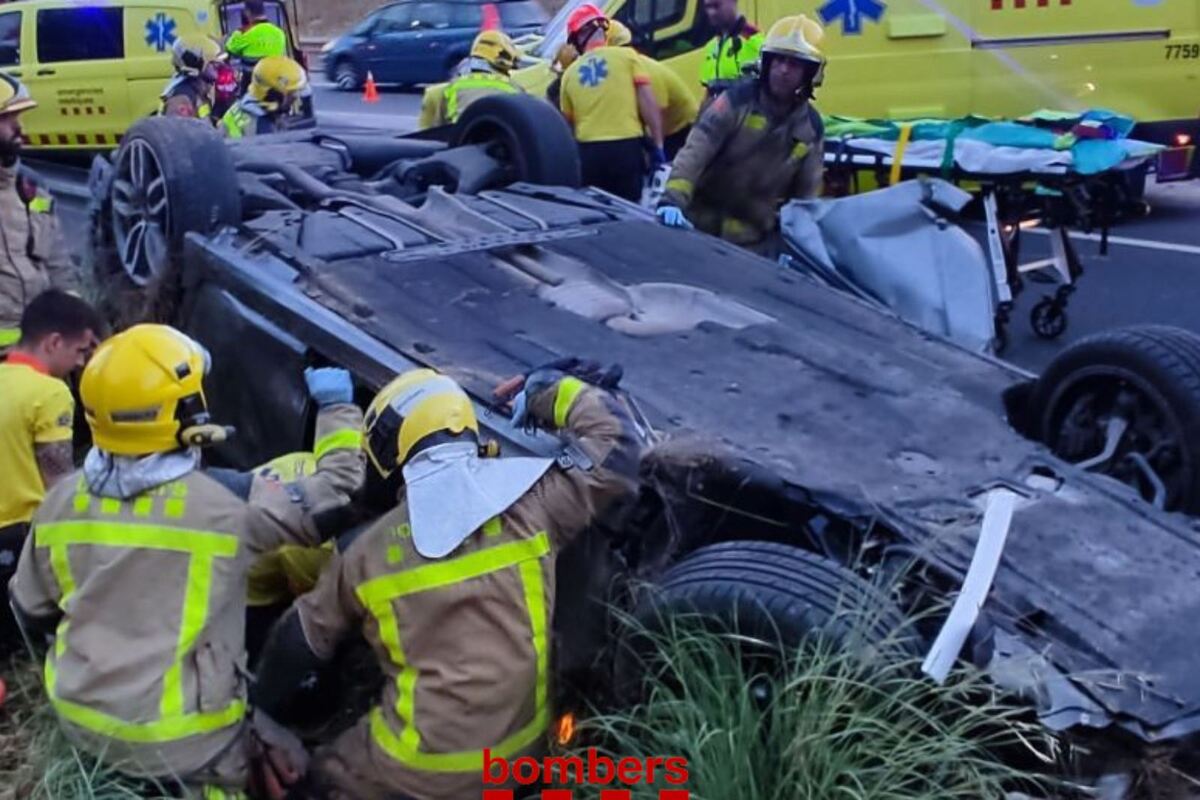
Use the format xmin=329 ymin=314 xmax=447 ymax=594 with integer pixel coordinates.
xmin=615 ymin=541 xmax=920 ymax=701
xmin=451 ymin=93 xmax=582 ymax=188
xmin=1033 ymin=325 xmax=1200 ymax=513
xmin=101 ymin=117 xmax=240 ymax=324
xmin=334 ymin=57 xmax=364 ymax=91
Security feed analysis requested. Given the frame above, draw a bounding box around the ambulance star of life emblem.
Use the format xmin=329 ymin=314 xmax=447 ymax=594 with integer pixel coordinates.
xmin=145 ymin=12 xmax=178 ymax=52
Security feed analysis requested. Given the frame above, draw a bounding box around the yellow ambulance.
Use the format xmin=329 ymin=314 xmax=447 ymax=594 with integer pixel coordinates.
xmin=518 ymin=0 xmax=1200 ymax=156
xmin=0 ymin=0 xmax=300 ymax=149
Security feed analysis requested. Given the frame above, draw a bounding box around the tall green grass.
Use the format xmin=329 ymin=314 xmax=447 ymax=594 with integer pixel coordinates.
xmin=565 ymin=616 xmax=1055 ymax=800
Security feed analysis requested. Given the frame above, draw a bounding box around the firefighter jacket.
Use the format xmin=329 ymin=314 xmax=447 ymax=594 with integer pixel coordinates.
xmin=9 ymin=403 xmax=364 ymax=780
xmin=699 ymin=17 xmax=762 ymax=94
xmin=220 ymin=98 xmax=277 ymax=139
xmin=293 ymin=379 xmax=643 ymax=800
xmin=420 ymin=71 xmax=521 ymax=129
xmin=160 ymin=75 xmax=215 ymax=120
xmin=660 ymin=79 xmax=824 ymax=246
xmin=0 ymin=163 xmax=73 ymax=346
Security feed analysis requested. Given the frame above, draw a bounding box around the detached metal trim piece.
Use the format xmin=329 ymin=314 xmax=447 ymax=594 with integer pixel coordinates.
xmin=922 ymin=487 xmax=1018 ymax=683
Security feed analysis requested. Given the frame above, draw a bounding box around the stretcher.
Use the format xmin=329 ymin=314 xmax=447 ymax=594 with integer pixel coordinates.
xmin=820 ymin=126 xmax=1164 ymax=352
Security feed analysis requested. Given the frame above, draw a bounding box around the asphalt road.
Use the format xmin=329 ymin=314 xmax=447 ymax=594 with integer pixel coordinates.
xmin=34 ymin=83 xmax=1200 ymax=377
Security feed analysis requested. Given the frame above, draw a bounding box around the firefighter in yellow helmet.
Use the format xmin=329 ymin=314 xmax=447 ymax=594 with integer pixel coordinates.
xmin=161 ymin=35 xmax=223 ymax=121
xmin=9 ymin=324 xmax=365 ymax=796
xmin=418 ymin=30 xmax=523 ymax=130
xmin=0 ymin=75 xmax=74 ymax=351
xmin=253 ymin=359 xmax=644 ymax=799
xmin=657 ymin=14 xmax=826 ymax=253
xmin=221 ymin=55 xmax=308 ymax=139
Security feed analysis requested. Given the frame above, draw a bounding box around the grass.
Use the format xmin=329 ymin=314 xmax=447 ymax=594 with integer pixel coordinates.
xmin=0 ymin=656 xmax=167 ymax=800
xmin=562 ymin=614 xmax=1056 ymax=800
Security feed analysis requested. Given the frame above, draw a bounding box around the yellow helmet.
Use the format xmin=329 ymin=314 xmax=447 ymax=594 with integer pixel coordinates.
xmin=606 ymin=20 xmax=633 ymax=47
xmin=81 ymin=324 xmax=227 ymax=456
xmin=363 ymin=369 xmax=479 ymax=478
xmin=248 ymin=56 xmax=308 ymax=111
xmin=0 ymin=73 xmax=36 ymax=116
xmin=172 ymin=34 xmax=221 ymax=77
xmin=761 ymin=14 xmax=827 ymax=86
xmin=470 ymin=30 xmax=520 ymax=75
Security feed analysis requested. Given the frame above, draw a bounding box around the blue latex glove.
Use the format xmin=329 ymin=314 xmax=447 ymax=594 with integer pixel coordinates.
xmin=656 ymin=205 xmax=693 ymax=230
xmin=305 ymin=367 xmax=353 ymax=407
xmin=651 ymin=146 xmax=668 ymax=169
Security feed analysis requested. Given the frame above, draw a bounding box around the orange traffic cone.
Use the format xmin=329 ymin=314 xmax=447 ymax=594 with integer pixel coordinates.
xmin=363 ymin=71 xmax=379 ymax=104
xmin=480 ymin=2 xmax=500 ymax=30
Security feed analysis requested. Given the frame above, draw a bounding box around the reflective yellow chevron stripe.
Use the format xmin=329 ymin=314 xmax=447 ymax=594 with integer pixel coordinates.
xmin=359 ymin=531 xmax=552 ymax=772
xmin=553 ymin=377 xmax=586 ymax=429
xmin=36 ymin=520 xmax=243 ymax=743
xmin=314 ymin=428 xmax=363 ymax=460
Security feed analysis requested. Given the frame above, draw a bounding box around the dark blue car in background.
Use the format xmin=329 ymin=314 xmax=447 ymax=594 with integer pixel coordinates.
xmin=322 ymin=0 xmax=548 ymax=89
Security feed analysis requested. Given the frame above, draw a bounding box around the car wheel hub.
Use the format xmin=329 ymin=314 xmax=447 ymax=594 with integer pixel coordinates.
xmin=112 ymin=139 xmax=171 ymax=287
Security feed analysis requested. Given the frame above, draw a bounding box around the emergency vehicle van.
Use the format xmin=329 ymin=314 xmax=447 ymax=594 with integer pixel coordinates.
xmin=0 ymin=0 xmax=300 ymax=149
xmin=521 ymin=0 xmax=1200 ymax=164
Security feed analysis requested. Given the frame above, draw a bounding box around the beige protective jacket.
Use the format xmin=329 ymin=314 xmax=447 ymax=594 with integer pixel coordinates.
xmin=660 ymin=79 xmax=824 ymax=246
xmin=297 ymin=380 xmax=643 ymax=800
xmin=10 ymin=403 xmax=364 ymax=780
xmin=0 ymin=162 xmax=74 ymax=339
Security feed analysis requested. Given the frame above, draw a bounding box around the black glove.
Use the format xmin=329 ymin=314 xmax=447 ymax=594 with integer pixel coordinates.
xmin=509 ymin=357 xmax=623 ymax=427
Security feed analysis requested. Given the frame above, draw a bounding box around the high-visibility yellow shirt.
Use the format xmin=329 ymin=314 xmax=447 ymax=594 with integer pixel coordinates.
xmin=560 ymin=45 xmax=652 ymax=143
xmin=0 ymin=357 xmax=73 ymax=527
xmin=225 ymin=21 xmax=287 ymax=60
xmin=640 ymin=55 xmax=699 ymax=136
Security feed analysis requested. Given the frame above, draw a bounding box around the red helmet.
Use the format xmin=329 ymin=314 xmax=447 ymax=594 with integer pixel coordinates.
xmin=567 ymin=3 xmax=607 ymax=36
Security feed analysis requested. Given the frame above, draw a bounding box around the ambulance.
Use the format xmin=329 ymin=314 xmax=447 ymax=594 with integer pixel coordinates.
xmin=518 ymin=0 xmax=1200 ymax=173
xmin=0 ymin=0 xmax=301 ymax=149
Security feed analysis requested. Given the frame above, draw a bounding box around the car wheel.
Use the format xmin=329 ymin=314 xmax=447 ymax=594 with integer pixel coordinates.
xmin=451 ymin=94 xmax=581 ymax=188
xmin=100 ymin=117 xmax=239 ymax=324
xmin=1033 ymin=325 xmax=1200 ymax=513
xmin=615 ymin=541 xmax=920 ymax=701
xmin=334 ymin=58 xmax=364 ymax=91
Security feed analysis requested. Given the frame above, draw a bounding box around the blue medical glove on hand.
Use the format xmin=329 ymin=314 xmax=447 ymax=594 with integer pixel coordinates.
xmin=305 ymin=367 xmax=354 ymax=407
xmin=651 ymin=147 xmax=668 ymax=169
xmin=657 ymin=205 xmax=693 ymax=230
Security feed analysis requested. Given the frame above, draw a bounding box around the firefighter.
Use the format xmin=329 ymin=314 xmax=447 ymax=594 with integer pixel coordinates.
xmin=418 ymin=30 xmax=523 ymax=130
xmin=161 ymin=35 xmax=222 ymax=121
xmin=0 ymin=75 xmax=74 ymax=352
xmin=9 ymin=324 xmax=365 ymax=796
xmin=253 ymin=361 xmax=644 ymax=799
xmin=606 ymin=20 xmax=699 ymax=159
xmin=220 ymin=55 xmax=308 ymax=139
xmin=699 ymin=0 xmax=763 ymax=102
xmin=0 ymin=291 xmax=101 ymax=647
xmin=559 ymin=4 xmax=664 ymax=202
xmin=657 ymin=15 xmax=827 ymax=253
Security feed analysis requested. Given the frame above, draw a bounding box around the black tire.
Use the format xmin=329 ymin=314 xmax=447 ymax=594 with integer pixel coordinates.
xmin=1032 ymin=325 xmax=1200 ymax=513
xmin=632 ymin=541 xmax=914 ymax=660
xmin=333 ymin=57 xmax=364 ymax=91
xmin=1030 ymin=297 xmax=1068 ymax=340
xmin=103 ymin=117 xmax=240 ymax=324
xmin=452 ymin=94 xmax=581 ymax=188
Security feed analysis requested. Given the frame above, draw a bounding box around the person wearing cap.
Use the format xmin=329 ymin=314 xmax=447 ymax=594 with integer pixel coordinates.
xmin=252 ymin=360 xmax=645 ymax=799
xmin=0 ymin=75 xmax=75 ymax=354
xmin=9 ymin=324 xmax=365 ymax=796
xmin=558 ymin=4 xmax=664 ymax=201
xmin=418 ymin=30 xmax=523 ymax=130
xmin=605 ymin=20 xmax=698 ymax=159
xmin=656 ymin=14 xmax=827 ymax=253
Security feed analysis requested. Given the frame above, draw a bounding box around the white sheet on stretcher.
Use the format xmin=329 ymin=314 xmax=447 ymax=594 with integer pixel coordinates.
xmin=834 ymin=137 xmax=1162 ymax=176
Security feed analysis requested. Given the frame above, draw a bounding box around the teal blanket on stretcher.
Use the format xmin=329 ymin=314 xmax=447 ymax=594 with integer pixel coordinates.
xmin=823 ymin=109 xmax=1154 ymax=175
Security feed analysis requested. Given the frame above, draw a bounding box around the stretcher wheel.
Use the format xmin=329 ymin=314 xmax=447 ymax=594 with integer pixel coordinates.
xmin=1031 ymin=298 xmax=1068 ymax=340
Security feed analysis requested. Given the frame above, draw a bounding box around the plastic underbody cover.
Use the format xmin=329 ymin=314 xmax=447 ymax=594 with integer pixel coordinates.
xmin=192 ymin=184 xmax=1200 ymax=742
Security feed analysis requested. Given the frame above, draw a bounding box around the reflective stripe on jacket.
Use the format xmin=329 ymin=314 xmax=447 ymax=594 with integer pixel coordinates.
xmin=297 ymin=380 xmax=645 ymax=799
xmin=443 ymin=73 xmax=520 ymax=124
xmin=10 ymin=404 xmax=364 ymax=779
xmin=225 ymin=21 xmax=287 ymax=60
xmin=0 ymin=164 xmax=73 ymax=331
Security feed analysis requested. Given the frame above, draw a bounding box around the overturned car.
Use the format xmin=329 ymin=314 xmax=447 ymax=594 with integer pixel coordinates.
xmin=87 ymin=100 xmax=1200 ymax=780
